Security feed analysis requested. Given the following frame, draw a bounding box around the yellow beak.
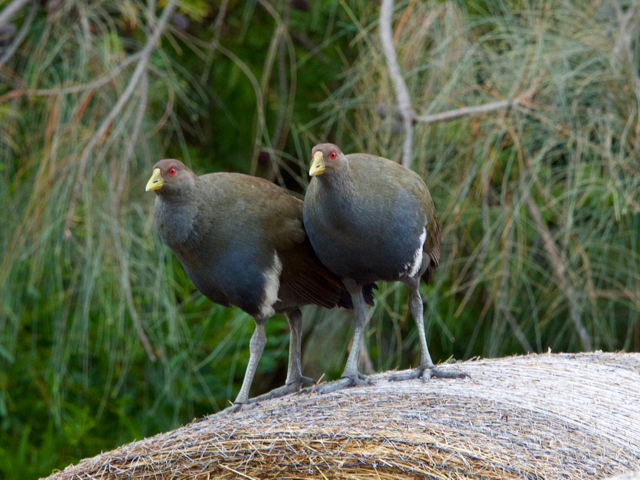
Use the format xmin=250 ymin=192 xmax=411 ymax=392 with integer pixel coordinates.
xmin=145 ymin=168 xmax=164 ymax=192
xmin=309 ymin=151 xmax=325 ymax=176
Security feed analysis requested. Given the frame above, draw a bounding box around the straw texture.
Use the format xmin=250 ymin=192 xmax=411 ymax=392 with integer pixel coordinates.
xmin=43 ymin=352 xmax=640 ymax=479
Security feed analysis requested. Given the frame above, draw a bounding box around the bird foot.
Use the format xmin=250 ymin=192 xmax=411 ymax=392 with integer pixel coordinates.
xmin=342 ymin=372 xmax=374 ymax=386
xmin=302 ymin=373 xmax=374 ymax=396
xmin=390 ymin=366 xmax=469 ymax=382
xmin=219 ymin=376 xmax=316 ymax=415
xmin=249 ymin=375 xmax=315 ymax=402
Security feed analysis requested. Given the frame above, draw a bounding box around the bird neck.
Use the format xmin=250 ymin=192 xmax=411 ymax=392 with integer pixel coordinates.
xmin=155 ymin=183 xmax=201 ymax=248
xmin=317 ymin=162 xmax=354 ymax=199
xmin=312 ymin=165 xmax=360 ymax=228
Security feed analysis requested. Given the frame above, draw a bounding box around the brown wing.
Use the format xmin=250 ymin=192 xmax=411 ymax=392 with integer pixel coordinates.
xmin=238 ymin=175 xmax=371 ymax=310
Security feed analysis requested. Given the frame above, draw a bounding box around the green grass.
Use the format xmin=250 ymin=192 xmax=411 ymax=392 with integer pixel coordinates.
xmin=300 ymin=0 xmax=640 ymax=364
xmin=0 ymin=0 xmax=639 ymax=478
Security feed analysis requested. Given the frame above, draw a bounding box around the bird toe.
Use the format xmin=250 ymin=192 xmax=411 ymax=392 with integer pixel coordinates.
xmin=300 ymin=375 xmax=316 ymax=386
xmin=428 ymin=367 xmax=470 ymax=380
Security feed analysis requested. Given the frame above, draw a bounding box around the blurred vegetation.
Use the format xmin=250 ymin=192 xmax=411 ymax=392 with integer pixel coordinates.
xmin=0 ymin=0 xmax=639 ymax=477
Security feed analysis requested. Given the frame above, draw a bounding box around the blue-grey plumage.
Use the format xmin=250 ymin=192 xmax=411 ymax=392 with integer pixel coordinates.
xmin=304 ymin=154 xmax=432 ymax=283
xmin=146 ymin=159 xmax=375 ymax=405
xmin=302 ymin=143 xmax=467 ymax=394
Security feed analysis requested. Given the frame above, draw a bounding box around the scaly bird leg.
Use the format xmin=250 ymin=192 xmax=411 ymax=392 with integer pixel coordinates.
xmin=248 ymin=309 xmax=314 ymax=403
xmin=304 ymin=279 xmax=374 ymax=396
xmin=234 ymin=320 xmax=267 ymax=404
xmin=391 ymin=279 xmax=469 ymax=382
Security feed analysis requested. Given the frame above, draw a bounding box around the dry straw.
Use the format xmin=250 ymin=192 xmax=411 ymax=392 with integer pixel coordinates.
xmin=43 ymin=352 xmax=640 ymax=479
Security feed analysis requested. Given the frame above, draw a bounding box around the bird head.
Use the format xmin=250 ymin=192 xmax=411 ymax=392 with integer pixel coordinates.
xmin=309 ymin=143 xmax=345 ymax=177
xmin=145 ymin=159 xmax=195 ymax=194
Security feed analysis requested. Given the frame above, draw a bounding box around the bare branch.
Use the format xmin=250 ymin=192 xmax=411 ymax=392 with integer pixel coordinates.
xmin=499 ymin=222 xmax=534 ymax=353
xmin=0 ymin=0 xmax=30 ymax=28
xmin=380 ymin=0 xmax=415 ymax=168
xmin=64 ymin=0 xmax=177 ymax=238
xmin=524 ymin=193 xmax=592 ymax=351
xmin=414 ymin=99 xmax=521 ymax=124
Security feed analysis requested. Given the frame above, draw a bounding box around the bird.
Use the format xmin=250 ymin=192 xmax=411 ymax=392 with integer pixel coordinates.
xmin=303 ymin=143 xmax=468 ymax=392
xmin=145 ymin=159 xmax=374 ymax=404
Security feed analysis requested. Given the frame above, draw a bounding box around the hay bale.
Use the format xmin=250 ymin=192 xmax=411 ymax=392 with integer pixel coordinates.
xmin=606 ymin=474 xmax=640 ymax=480
xmin=43 ymin=353 xmax=640 ymax=479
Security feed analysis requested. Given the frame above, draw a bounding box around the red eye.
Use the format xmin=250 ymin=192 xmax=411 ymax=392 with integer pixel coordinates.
xmin=169 ymin=168 xmax=176 ymax=175
xmin=330 ymin=151 xmax=337 ymax=159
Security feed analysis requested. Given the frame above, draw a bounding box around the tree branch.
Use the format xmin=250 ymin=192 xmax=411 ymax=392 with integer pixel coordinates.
xmin=414 ymin=99 xmax=522 ymax=124
xmin=524 ymin=193 xmax=592 ymax=351
xmin=499 ymin=221 xmax=534 ymax=353
xmin=380 ymin=0 xmax=415 ymax=168
xmin=64 ymin=0 xmax=177 ymax=238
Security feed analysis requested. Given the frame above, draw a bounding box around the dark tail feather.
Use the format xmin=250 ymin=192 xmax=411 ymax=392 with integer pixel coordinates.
xmin=421 ymin=267 xmax=433 ymax=285
xmin=337 ymin=282 xmax=377 ymax=309
xmin=362 ymin=283 xmax=377 ymax=306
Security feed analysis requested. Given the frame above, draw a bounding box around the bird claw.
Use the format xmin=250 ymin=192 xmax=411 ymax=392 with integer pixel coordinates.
xmin=390 ymin=366 xmax=469 ymax=382
xmin=342 ymin=372 xmax=374 ymax=387
xmin=219 ymin=376 xmax=316 ymax=416
xmin=428 ymin=367 xmax=470 ymax=380
xmin=248 ymin=376 xmax=313 ymax=403
xmin=301 ymin=373 xmax=374 ymax=396
xmin=300 ymin=375 xmax=316 ymax=386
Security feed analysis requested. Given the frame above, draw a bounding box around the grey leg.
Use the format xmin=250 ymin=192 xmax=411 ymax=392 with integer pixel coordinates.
xmin=248 ymin=309 xmax=314 ymax=404
xmin=303 ymin=279 xmax=373 ymax=396
xmin=341 ymin=279 xmax=369 ymax=380
xmin=391 ymin=278 xmax=468 ymax=382
xmin=235 ymin=320 xmax=267 ymax=404
xmin=284 ymin=309 xmax=307 ymax=385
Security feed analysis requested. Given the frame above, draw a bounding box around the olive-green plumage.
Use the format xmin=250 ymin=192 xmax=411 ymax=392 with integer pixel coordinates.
xmin=146 ymin=159 xmax=373 ymax=404
xmin=303 ymin=143 xmax=466 ymax=391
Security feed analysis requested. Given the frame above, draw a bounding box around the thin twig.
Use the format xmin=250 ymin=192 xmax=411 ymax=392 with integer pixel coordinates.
xmin=524 ymin=192 xmax=592 ymax=351
xmin=272 ymin=6 xmax=290 ymax=152
xmin=0 ymin=52 xmax=143 ymax=103
xmin=414 ymin=99 xmax=521 ymax=124
xmin=64 ymin=0 xmax=177 ymax=239
xmin=380 ymin=0 xmax=415 ymax=168
xmin=0 ymin=0 xmax=36 ymax=66
xmin=146 ymin=0 xmax=156 ymax=31
xmin=110 ymin=74 xmax=155 ymax=361
xmin=200 ymin=0 xmax=229 ymax=84
xmin=499 ymin=221 xmax=534 ymax=353
xmin=258 ymin=0 xmax=297 ymax=184
xmin=211 ymin=41 xmax=271 ymax=179
xmin=0 ymin=0 xmax=30 ymax=28
xmin=116 ymin=74 xmax=148 ymax=210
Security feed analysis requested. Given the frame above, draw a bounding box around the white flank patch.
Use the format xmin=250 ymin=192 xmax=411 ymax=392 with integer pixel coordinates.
xmin=403 ymin=228 xmax=427 ymax=278
xmin=260 ymin=252 xmax=283 ymax=318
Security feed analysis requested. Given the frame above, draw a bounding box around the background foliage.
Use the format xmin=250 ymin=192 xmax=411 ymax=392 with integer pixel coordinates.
xmin=0 ymin=0 xmax=639 ymax=478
